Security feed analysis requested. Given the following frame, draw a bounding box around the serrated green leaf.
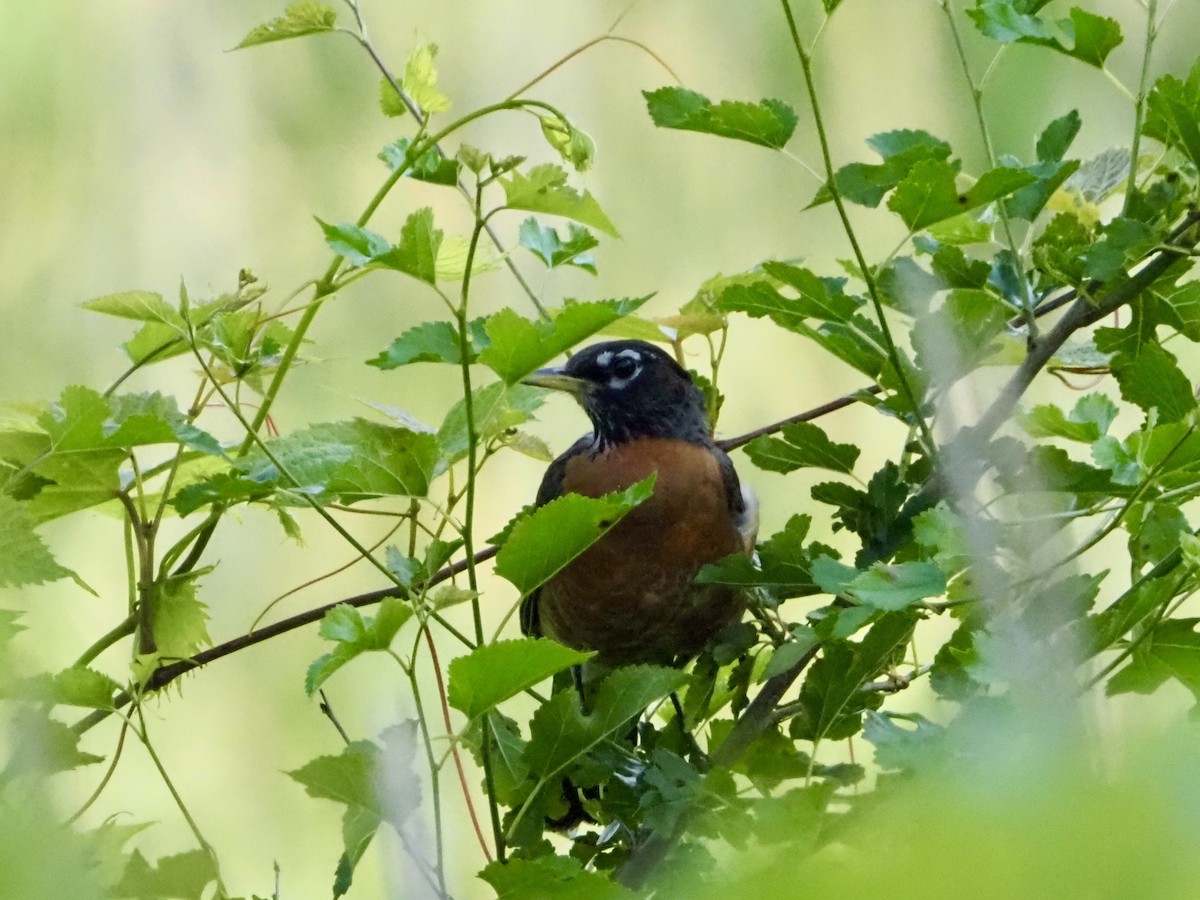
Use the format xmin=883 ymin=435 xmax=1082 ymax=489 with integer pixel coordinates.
xmin=403 ymin=43 xmax=450 ymax=116
xmin=967 ymin=2 xmax=1121 ymax=69
xmin=500 ymin=164 xmax=619 ymax=237
xmin=480 ymin=855 xmax=635 ymax=900
xmin=288 ymin=741 xmax=382 ymax=810
xmin=9 ymin=666 xmax=121 ymax=709
xmin=375 ymin=208 xmax=443 ymax=284
xmin=1019 ymin=394 xmax=1118 ymax=442
xmin=518 ymin=218 xmax=598 ymax=273
xmin=495 ymin=476 xmax=655 ymax=597
xmin=235 ymin=2 xmax=337 ymax=49
xmin=1160 ymin=282 xmax=1200 ymax=341
xmin=437 ymin=382 xmax=544 ymax=464
xmin=447 ymin=638 xmax=592 ymax=719
xmin=0 ymin=495 xmax=76 ymax=588
xmin=745 ymin=421 xmax=861 ymax=475
xmin=888 ymin=159 xmax=1035 ymax=230
xmin=1144 ymin=59 xmax=1200 ymax=170
xmin=523 ymin=664 xmax=687 ymax=779
xmin=1110 ymin=343 xmax=1196 ymax=424
xmin=643 ymin=86 xmax=798 ymax=150
xmin=845 ymin=561 xmax=947 ymax=611
xmin=1107 ymin=618 xmax=1200 ymax=707
xmin=378 ymin=138 xmax=461 ymax=185
xmin=306 ymin=598 xmax=413 ymax=695
xmin=811 ymin=130 xmax=953 ymax=208
xmin=1082 ymin=217 xmax=1157 ymax=281
xmin=7 ymin=707 xmax=104 ymax=775
xmin=116 ymin=849 xmax=219 ymax=899
xmin=81 ymin=290 xmax=181 ymax=326
xmin=478 ymin=297 xmax=651 ymax=383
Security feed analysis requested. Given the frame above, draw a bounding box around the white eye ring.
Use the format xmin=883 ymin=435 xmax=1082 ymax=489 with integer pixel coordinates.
xmin=610 ymin=355 xmax=639 ymax=380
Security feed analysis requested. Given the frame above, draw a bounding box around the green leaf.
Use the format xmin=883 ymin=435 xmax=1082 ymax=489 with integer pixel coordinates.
xmin=1036 ymin=109 xmax=1082 ymax=162
xmin=494 ymin=476 xmax=656 ymax=596
xmin=539 ymin=114 xmax=596 ymax=172
xmin=0 ymin=495 xmax=76 ymax=588
xmin=116 ymin=850 xmax=219 ymax=899
xmin=523 ymin=664 xmax=688 ymax=779
xmin=745 ymin=421 xmax=861 ymax=475
xmin=81 ymin=290 xmax=181 ymax=326
xmin=500 ymin=164 xmax=619 ymax=237
xmin=888 ymin=159 xmax=1036 ymax=230
xmin=237 ymin=419 xmax=440 ymax=504
xmin=1109 ymin=343 xmax=1196 ymax=424
xmin=447 ymin=638 xmax=592 ymax=719
xmin=1159 ymin=282 xmax=1200 ymax=341
xmin=437 ymin=382 xmax=544 ymax=464
xmin=643 ymin=86 xmax=798 ymax=150
xmin=1144 ymin=59 xmax=1200 ymax=170
xmin=305 ymin=598 xmax=414 ymax=695
xmin=375 ymin=208 xmax=444 ymax=284
xmin=316 ymin=219 xmax=391 ymax=266
xmin=378 ymin=138 xmax=460 ymax=185
xmin=967 ymin=2 xmax=1121 ymax=69
xmin=792 ymin=612 xmax=916 ymax=742
xmin=518 ymin=218 xmax=598 ymax=273
xmin=235 ymin=2 xmax=337 ymax=49
xmin=846 ymin=561 xmax=947 ymax=611
xmin=1019 ymin=394 xmax=1118 ymax=442
xmin=8 ymin=666 xmax=120 ymax=709
xmin=105 ymin=392 xmax=226 ymax=457
xmin=811 ymin=130 xmax=953 ymax=208
xmin=288 ymin=741 xmax=383 ymax=811
xmin=863 ymin=711 xmax=947 ymax=772
xmin=1107 ymin=618 xmax=1200 ymax=707
xmin=480 ymin=855 xmax=634 ymax=899
xmin=1082 ymin=217 xmax=1157 ymax=281
xmin=6 ymin=707 xmax=104 ymax=775
xmin=403 ymin=43 xmax=451 ymax=115
xmin=478 ymin=297 xmax=651 ymax=383
xmin=367 ymin=321 xmax=469 ymax=369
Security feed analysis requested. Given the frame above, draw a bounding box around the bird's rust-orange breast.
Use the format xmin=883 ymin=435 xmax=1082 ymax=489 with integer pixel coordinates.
xmin=538 ymin=437 xmax=747 ymax=665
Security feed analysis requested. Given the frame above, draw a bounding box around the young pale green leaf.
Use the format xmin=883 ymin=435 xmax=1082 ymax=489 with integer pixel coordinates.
xmin=745 ymin=421 xmax=861 ymax=476
xmin=539 ymin=114 xmax=596 ymax=172
xmin=478 ymin=297 xmax=651 ymax=384
xmin=437 ymin=382 xmax=544 ymax=464
xmin=518 ymin=218 xmax=598 ymax=273
xmin=377 ymin=138 xmax=460 ymax=184
xmin=1144 ymin=59 xmax=1200 ymax=170
xmin=403 ymin=43 xmax=451 ymax=116
xmin=105 ymin=392 xmax=226 ymax=457
xmin=500 ymin=164 xmax=619 ymax=237
xmin=374 ymin=208 xmax=444 ymax=284
xmin=810 ymin=130 xmax=953 ymax=208
xmin=6 ymin=708 xmax=104 ymax=775
xmin=523 ymin=664 xmax=688 ymax=779
xmin=447 ymin=638 xmax=592 ymax=719
xmin=494 ymin=476 xmax=656 ymax=597
xmin=368 ymin=318 xmax=488 ymax=370
xmin=0 ymin=495 xmax=76 ymax=588
xmin=888 ymin=159 xmax=1036 ymax=230
xmin=306 ymin=598 xmax=413 ymax=695
xmin=480 ymin=855 xmax=635 ymax=900
xmin=234 ymin=2 xmax=337 ymax=49
xmin=643 ymin=87 xmax=798 ymax=150
xmin=1109 ymin=343 xmax=1196 ymax=424
xmin=116 ymin=850 xmax=218 ymax=900
xmin=150 ymin=573 xmax=211 ymax=664
xmin=287 ymin=741 xmax=382 ymax=811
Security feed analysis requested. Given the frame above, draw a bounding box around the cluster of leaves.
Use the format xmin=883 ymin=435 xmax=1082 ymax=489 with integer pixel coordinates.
xmin=3 ymin=0 xmax=1200 ymax=897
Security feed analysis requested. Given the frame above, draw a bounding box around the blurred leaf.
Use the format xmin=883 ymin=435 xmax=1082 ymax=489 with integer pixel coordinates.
xmin=518 ymin=218 xmax=598 ymax=273
xmin=863 ymin=711 xmax=947 ymax=771
xmin=745 ymin=421 xmax=861 ymax=475
xmin=539 ymin=115 xmax=596 ymax=172
xmin=82 ymin=290 xmax=181 ymax=326
xmin=478 ymin=297 xmax=650 ymax=383
xmin=115 ymin=850 xmax=218 ymax=899
xmin=1019 ymin=394 xmax=1118 ymax=442
xmin=643 ymin=87 xmax=798 ymax=150
xmin=7 ymin=666 xmax=120 ymax=710
xmin=7 ymin=707 xmax=104 ymax=775
xmin=447 ymin=638 xmax=592 ymax=719
xmin=105 ymin=392 xmax=226 ymax=457
xmin=235 ymin=2 xmax=337 ymax=49
xmin=288 ymin=741 xmax=382 ymax=811
xmin=523 ymin=664 xmax=688 ymax=779
xmin=379 ymin=43 xmax=451 ymax=117
xmin=500 ymin=164 xmax=619 ymax=236
xmin=480 ymin=855 xmax=634 ymax=899
xmin=0 ymin=495 xmax=76 ymax=588
xmin=494 ymin=476 xmax=655 ymax=596
xmin=1144 ymin=58 xmax=1200 ymax=169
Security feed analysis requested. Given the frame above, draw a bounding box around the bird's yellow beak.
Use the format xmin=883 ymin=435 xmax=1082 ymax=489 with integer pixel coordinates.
xmin=521 ymin=367 xmax=588 ymax=397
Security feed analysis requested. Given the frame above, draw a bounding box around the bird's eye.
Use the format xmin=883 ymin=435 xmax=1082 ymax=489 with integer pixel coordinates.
xmin=610 ymin=355 xmax=639 ymax=381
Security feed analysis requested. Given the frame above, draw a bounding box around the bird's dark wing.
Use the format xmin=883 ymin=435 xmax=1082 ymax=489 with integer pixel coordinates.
xmin=714 ymin=445 xmax=758 ymax=553
xmin=520 ymin=434 xmax=595 ymax=638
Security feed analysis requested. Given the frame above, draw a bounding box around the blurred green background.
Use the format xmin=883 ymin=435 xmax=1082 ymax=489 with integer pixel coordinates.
xmin=3 ymin=1 xmax=1200 ymax=897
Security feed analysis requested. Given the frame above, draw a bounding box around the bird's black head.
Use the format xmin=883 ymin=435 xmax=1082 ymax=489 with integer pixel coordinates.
xmin=522 ymin=340 xmax=711 ymax=448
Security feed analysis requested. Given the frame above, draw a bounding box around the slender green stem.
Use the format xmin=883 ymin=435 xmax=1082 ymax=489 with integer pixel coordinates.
xmin=1123 ymin=0 xmax=1159 ymax=213
xmin=456 ymin=181 xmax=506 ymax=863
xmin=74 ymin=615 xmax=136 ymax=669
xmin=779 ymin=0 xmax=937 ymax=459
xmin=938 ymin=0 xmax=1038 ymax=338
xmin=66 ymin=716 xmax=131 ymax=824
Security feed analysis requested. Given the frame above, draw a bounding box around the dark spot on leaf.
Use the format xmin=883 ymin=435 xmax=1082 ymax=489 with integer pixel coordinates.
xmin=957 ymin=195 xmax=968 ymax=204
xmin=599 ymin=519 xmax=612 ymax=528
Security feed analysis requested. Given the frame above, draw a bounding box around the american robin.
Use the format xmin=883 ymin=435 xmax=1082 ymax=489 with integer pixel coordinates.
xmin=519 ymin=339 xmax=758 ymax=667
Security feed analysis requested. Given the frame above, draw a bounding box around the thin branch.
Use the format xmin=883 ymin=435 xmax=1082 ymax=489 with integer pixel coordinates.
xmin=716 ymin=385 xmax=882 ymax=451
